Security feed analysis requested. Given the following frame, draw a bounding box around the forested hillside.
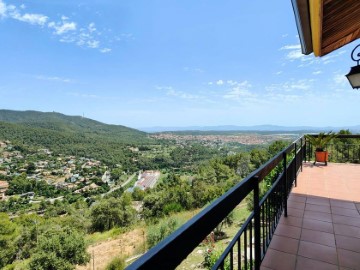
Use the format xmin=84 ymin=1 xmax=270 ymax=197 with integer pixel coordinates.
xmin=0 ymin=110 xmax=153 ymax=166
xmin=0 ymin=110 xmax=149 ymax=142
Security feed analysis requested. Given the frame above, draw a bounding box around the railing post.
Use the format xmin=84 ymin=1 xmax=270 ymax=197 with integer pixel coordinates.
xmin=253 ymin=176 xmax=261 ymax=270
xmin=300 ymin=138 xmax=303 ymax=172
xmin=294 ymin=142 xmax=297 ymax=187
xmin=283 ymin=152 xmax=288 ymax=217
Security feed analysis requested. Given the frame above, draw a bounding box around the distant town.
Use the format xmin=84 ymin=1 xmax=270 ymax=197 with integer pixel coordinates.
xmin=0 ymin=140 xmax=160 ymax=202
xmin=151 ymin=133 xmax=298 ymax=145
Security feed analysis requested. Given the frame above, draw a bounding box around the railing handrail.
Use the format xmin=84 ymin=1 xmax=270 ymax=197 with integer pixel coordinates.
xmin=126 ymin=136 xmax=306 ymax=270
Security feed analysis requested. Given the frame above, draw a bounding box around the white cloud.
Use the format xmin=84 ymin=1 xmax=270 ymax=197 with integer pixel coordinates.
xmin=286 ymin=49 xmax=304 ymax=60
xmin=265 ymin=92 xmax=301 ymax=102
xmin=223 ymin=81 xmax=256 ymax=101
xmin=35 ymin=75 xmax=71 ymax=83
xmin=266 ymin=79 xmax=312 ymax=93
xmin=155 ymin=85 xmax=173 ymax=91
xmin=0 ymin=1 xmax=115 ymax=53
xmin=312 ymin=70 xmax=322 ymax=75
xmin=68 ymin=92 xmax=99 ymax=99
xmin=100 ymin=48 xmax=111 ymax=53
xmin=333 ymin=73 xmax=347 ymax=86
xmin=0 ymin=1 xmax=7 ymax=17
xmin=183 ymin=67 xmax=204 ymax=73
xmin=88 ymin=22 xmax=96 ymax=33
xmin=287 ymin=46 xmax=347 ymax=68
xmin=280 ymin=44 xmax=309 ymax=61
xmin=3 ymin=2 xmax=48 ymax=26
xmin=87 ymin=40 xmax=99 ymax=48
xmin=227 ymin=80 xmax=238 ymax=86
xmin=48 ymin=21 xmax=76 ymax=35
xmin=167 ymin=89 xmax=200 ymax=100
xmin=275 ymin=71 xmax=283 ymax=75
xmin=156 ymin=85 xmax=202 ymax=100
xmin=18 ymin=13 xmax=48 ymax=25
xmin=114 ymin=33 xmax=134 ymax=41
xmin=216 ymin=80 xmax=224 ymax=85
xmin=280 ymin=44 xmax=301 ymax=50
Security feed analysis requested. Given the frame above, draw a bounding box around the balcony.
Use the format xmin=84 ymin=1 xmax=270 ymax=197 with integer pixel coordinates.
xmin=261 ymin=162 xmax=360 ymax=270
xmin=127 ymin=135 xmax=360 ymax=270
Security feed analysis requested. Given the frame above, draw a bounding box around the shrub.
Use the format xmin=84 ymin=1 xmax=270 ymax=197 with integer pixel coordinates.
xmin=105 ymin=257 xmax=125 ymax=270
xmin=146 ymin=218 xmax=178 ymax=248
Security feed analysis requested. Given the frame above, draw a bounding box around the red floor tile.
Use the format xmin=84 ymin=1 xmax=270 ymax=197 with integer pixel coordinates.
xmin=274 ymin=224 xmax=301 ymax=239
xmin=260 ymin=266 xmax=274 ymax=270
xmin=331 ymin=207 xmax=360 ymax=218
xmin=305 ymin=204 xmax=331 ymax=213
xmin=300 ymin=228 xmax=335 ymax=247
xmin=298 ymin=241 xmax=338 ymax=265
xmin=295 ymin=256 xmax=338 ymax=270
xmin=330 ymin=199 xmax=357 ymax=210
xmin=306 ymin=197 xmax=330 ymax=206
xmin=334 ymin=223 xmax=360 ymax=238
xmin=337 ymin=248 xmax=360 ymax=270
xmin=332 ymin=214 xmax=360 ymax=228
xmin=302 ymin=218 xmax=333 ymax=233
xmin=286 ymin=206 xmax=304 ymax=217
xmin=335 ymin=234 xmax=360 ymax=253
xmin=268 ymin=235 xmax=299 ymax=254
xmin=304 ymin=210 xmax=332 ymax=223
xmin=261 ymin=249 xmax=296 ymax=270
xmin=279 ymin=215 xmax=303 ymax=228
xmin=288 ymin=194 xmax=306 ymax=203
xmin=287 ymin=201 xmax=305 ymax=210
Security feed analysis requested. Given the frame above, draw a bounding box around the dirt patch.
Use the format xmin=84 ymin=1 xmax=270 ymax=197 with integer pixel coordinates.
xmin=77 ymin=228 xmax=145 ymax=270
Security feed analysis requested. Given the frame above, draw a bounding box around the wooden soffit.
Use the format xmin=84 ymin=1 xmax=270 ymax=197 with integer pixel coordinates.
xmin=292 ymin=0 xmax=360 ymax=57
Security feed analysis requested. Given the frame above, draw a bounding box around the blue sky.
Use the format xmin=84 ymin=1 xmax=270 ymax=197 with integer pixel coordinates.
xmin=0 ymin=0 xmax=359 ymax=129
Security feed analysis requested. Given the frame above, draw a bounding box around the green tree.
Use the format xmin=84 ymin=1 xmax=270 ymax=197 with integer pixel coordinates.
xmin=0 ymin=213 xmax=20 ymax=268
xmin=26 ymin=162 xmax=36 ymax=174
xmin=250 ymin=148 xmax=269 ymax=168
xmin=29 ymin=226 xmax=90 ymax=270
xmin=90 ymin=195 xmax=136 ymax=231
xmin=132 ymin=187 xmax=145 ymax=201
xmin=268 ymin=140 xmax=289 ymax=157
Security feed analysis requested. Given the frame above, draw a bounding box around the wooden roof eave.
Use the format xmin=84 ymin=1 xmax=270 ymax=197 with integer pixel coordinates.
xmin=291 ymin=0 xmax=313 ymax=55
xmin=309 ymin=0 xmax=323 ymax=56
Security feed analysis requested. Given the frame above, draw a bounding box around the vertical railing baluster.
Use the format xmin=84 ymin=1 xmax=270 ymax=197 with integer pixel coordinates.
xmin=244 ymin=227 xmax=247 ymax=269
xmin=262 ymin=202 xmax=265 ymax=254
xmin=230 ymin=248 xmax=233 ymax=270
xmin=282 ymin=152 xmax=288 ymax=217
xmin=250 ymin=221 xmax=253 ymax=270
xmin=238 ymin=236 xmax=241 ymax=270
xmin=267 ymin=196 xmax=271 ymax=241
xmin=300 ymin=138 xmax=303 ymax=171
xmin=253 ymin=176 xmax=261 ymax=270
xmin=294 ymin=142 xmax=297 ymax=187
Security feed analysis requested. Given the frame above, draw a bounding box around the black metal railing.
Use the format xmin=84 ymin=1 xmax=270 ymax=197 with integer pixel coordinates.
xmin=127 ymin=137 xmax=306 ymax=270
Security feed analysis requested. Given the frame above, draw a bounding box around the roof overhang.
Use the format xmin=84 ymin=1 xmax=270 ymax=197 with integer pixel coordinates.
xmin=292 ymin=0 xmax=360 ymax=57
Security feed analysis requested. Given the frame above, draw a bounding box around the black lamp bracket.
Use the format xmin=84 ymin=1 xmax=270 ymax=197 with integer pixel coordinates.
xmin=350 ymin=44 xmax=360 ymax=65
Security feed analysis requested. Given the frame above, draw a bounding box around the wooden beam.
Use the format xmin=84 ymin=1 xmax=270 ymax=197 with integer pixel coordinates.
xmin=309 ymin=0 xmax=323 ymax=56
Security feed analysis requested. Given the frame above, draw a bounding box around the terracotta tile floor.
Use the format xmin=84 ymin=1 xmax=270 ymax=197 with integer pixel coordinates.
xmin=261 ymin=162 xmax=360 ymax=270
